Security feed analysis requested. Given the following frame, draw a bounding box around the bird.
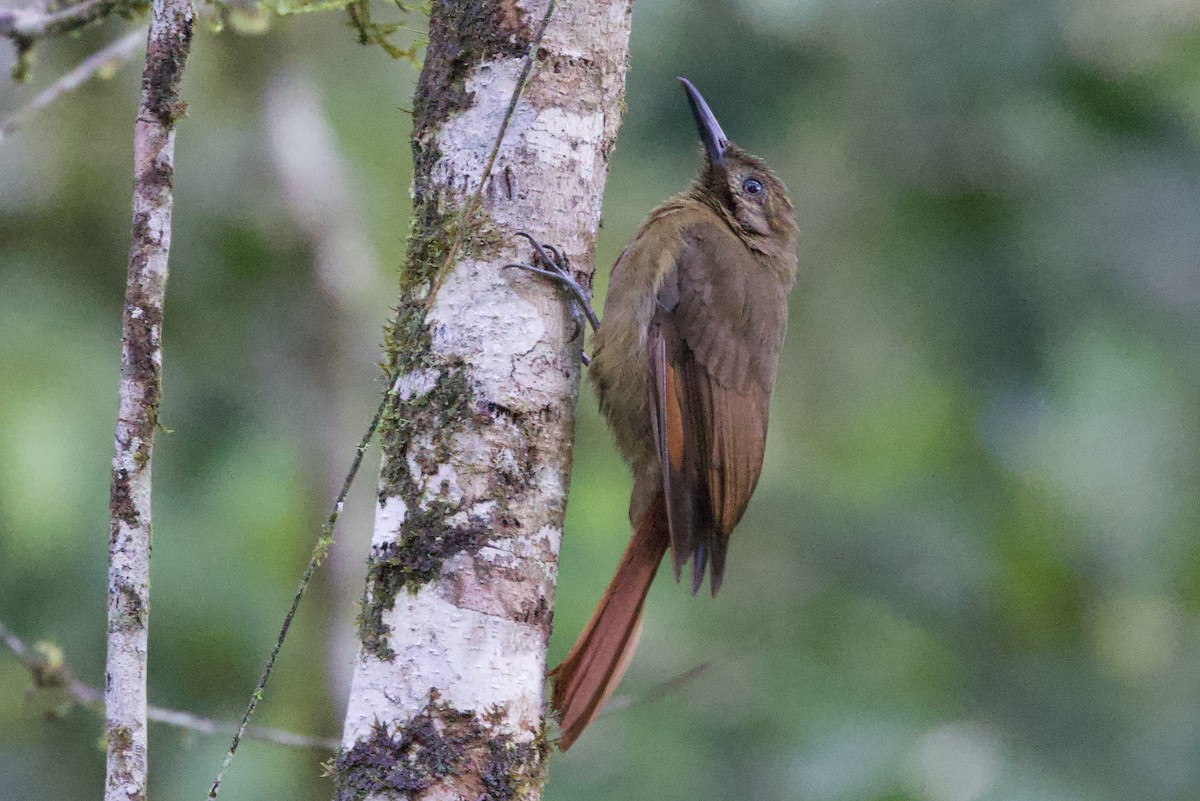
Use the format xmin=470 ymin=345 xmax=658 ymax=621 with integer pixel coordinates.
xmin=509 ymin=77 xmax=797 ymax=750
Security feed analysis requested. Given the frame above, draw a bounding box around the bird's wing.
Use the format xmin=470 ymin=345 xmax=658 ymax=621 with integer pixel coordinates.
xmin=648 ymin=221 xmax=787 ymax=594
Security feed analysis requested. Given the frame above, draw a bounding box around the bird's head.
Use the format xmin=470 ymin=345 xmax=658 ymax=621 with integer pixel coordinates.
xmin=679 ymin=77 xmax=796 ymax=244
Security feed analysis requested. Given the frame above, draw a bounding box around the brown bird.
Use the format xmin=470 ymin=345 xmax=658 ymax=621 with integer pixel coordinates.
xmin=512 ymin=78 xmax=797 ymax=750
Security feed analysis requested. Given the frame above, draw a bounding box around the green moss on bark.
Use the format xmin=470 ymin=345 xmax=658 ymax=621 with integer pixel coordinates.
xmin=333 ymin=694 xmax=547 ymax=801
xmin=108 ymin=724 xmax=135 ymax=751
xmin=357 ymin=499 xmax=490 ymax=661
xmin=412 ymin=0 xmax=533 ymax=138
xmin=403 ymin=0 xmax=532 ymax=292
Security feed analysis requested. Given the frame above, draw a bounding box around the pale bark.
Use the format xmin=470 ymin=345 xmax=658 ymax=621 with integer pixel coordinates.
xmin=105 ymin=0 xmax=192 ymax=799
xmin=333 ymin=0 xmax=632 ymax=798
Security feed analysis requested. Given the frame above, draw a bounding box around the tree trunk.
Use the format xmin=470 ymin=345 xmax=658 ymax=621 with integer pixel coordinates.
xmin=332 ymin=0 xmax=632 ymax=798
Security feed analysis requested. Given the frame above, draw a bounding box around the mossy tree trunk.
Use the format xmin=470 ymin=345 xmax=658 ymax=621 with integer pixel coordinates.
xmin=332 ymin=0 xmax=632 ymax=798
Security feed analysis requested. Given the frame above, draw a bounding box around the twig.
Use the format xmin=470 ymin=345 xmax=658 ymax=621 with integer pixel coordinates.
xmin=0 ymin=619 xmax=99 ymax=707
xmin=0 ymin=620 xmax=29 ymax=660
xmin=147 ymin=705 xmax=339 ymax=751
xmin=0 ymin=621 xmax=339 ymax=751
xmin=0 ymin=26 xmax=145 ymax=143
xmin=421 ymin=0 xmax=556 ymax=311
xmin=106 ymin=0 xmax=193 ymax=799
xmin=0 ymin=0 xmax=123 ymax=40
xmin=206 ymin=376 xmax=399 ymax=799
xmin=599 ymin=663 xmax=711 ymax=715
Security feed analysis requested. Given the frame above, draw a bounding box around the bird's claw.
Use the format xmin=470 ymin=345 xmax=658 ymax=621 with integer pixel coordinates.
xmin=504 ymin=232 xmax=600 ymax=332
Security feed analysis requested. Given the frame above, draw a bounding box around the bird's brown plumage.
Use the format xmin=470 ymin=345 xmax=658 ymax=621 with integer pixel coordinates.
xmin=549 ymin=79 xmax=797 ymax=750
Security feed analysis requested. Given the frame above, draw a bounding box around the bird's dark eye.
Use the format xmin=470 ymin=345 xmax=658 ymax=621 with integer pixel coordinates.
xmin=742 ymin=177 xmax=763 ymax=196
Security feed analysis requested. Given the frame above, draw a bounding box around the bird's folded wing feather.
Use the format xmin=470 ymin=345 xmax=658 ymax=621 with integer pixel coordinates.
xmin=648 ymin=222 xmax=786 ymax=593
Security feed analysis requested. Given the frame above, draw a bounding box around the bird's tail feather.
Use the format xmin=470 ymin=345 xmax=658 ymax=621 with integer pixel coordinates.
xmin=549 ymin=491 xmax=668 ymax=750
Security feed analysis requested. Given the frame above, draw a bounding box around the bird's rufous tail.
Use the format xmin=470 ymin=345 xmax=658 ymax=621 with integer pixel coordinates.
xmin=549 ymin=491 xmax=668 ymax=750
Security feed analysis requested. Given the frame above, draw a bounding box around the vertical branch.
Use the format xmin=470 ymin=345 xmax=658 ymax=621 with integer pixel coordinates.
xmin=105 ymin=0 xmax=193 ymax=798
xmin=333 ymin=0 xmax=632 ymax=798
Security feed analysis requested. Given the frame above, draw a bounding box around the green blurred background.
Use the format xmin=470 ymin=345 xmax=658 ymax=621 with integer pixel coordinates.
xmin=4 ymin=0 xmax=1200 ymax=798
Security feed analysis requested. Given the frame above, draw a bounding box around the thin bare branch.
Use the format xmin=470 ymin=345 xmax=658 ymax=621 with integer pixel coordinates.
xmin=106 ymin=0 xmax=193 ymax=798
xmin=206 ymin=376 xmax=399 ymax=799
xmin=0 ymin=0 xmax=125 ymax=40
xmin=0 ymin=620 xmax=29 ymax=660
xmin=0 ymin=621 xmax=340 ymax=751
xmin=600 ymin=663 xmax=711 ymax=715
xmin=0 ymin=26 xmax=145 ymax=143
xmin=147 ymin=705 xmax=340 ymax=751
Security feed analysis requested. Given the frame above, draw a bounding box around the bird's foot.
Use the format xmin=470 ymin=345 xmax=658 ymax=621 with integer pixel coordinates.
xmin=504 ymin=232 xmax=601 ymax=333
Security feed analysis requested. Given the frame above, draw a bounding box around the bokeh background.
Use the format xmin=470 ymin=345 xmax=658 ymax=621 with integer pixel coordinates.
xmin=4 ymin=0 xmax=1200 ymax=798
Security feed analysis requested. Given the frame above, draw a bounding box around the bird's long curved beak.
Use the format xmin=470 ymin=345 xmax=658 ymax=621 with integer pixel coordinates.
xmin=678 ymin=77 xmax=728 ymax=166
